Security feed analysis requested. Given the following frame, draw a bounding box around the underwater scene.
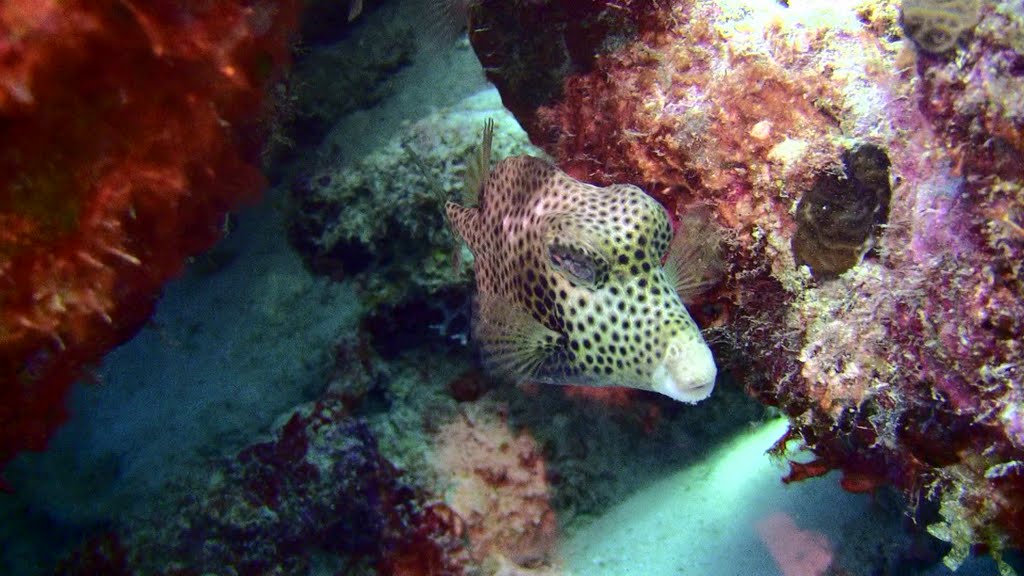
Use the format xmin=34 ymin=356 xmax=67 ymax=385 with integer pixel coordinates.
xmin=2 ymin=0 xmax=1024 ymax=574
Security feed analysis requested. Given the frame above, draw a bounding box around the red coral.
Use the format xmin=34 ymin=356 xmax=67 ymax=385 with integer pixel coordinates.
xmin=0 ymin=0 xmax=299 ymax=476
xmin=781 ymin=459 xmax=831 ymax=484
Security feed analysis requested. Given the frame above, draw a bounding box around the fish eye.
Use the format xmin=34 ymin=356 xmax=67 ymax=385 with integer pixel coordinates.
xmin=548 ymin=241 xmax=606 ymax=288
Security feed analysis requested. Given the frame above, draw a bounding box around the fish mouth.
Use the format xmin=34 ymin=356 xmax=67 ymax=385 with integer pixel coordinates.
xmin=650 ymin=335 xmax=717 ymax=404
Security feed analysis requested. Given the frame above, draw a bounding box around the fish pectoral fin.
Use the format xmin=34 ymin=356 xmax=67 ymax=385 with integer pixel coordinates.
xmin=665 ymin=209 xmax=727 ymax=303
xmin=474 ymin=293 xmax=560 ymax=383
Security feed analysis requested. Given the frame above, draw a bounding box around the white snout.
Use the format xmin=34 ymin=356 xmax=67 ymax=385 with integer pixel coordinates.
xmin=651 ymin=334 xmax=717 ymax=404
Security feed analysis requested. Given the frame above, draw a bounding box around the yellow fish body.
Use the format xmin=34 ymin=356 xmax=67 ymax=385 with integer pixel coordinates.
xmin=446 ymin=121 xmax=718 ymax=403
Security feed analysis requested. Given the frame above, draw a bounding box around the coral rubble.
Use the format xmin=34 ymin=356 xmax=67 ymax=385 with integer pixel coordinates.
xmin=0 ymin=0 xmax=299 ymax=477
xmin=468 ymin=0 xmax=1024 ymax=567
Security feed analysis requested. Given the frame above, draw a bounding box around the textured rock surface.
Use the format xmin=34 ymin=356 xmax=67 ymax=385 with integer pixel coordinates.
xmin=469 ymin=0 xmax=1024 ymax=566
xmin=264 ymin=1 xmax=415 ymax=176
xmin=432 ymin=402 xmax=557 ymax=569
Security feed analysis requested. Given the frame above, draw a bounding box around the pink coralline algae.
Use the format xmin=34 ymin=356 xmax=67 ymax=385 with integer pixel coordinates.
xmin=431 ymin=402 xmax=559 ymax=571
xmin=468 ymin=0 xmax=1024 ymax=567
xmin=756 ymin=512 xmax=834 ymax=576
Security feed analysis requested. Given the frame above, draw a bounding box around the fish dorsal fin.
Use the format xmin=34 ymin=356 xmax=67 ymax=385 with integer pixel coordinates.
xmin=462 ymin=118 xmax=494 ymax=208
xmin=474 ymin=292 xmax=560 ymax=383
xmin=664 ymin=209 xmax=726 ymax=303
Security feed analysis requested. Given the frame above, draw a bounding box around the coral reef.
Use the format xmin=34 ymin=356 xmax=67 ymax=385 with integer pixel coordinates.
xmin=468 ymin=0 xmax=1024 ymax=566
xmin=61 ymin=395 xmax=471 ymax=575
xmin=0 ymin=0 xmax=299 ymax=477
xmin=289 ymin=31 xmax=414 ymax=147
xmin=362 ymin=287 xmax=472 ymax=358
xmin=300 ymin=0 xmax=385 ymax=45
xmin=466 ymin=0 xmax=657 ymax=143
xmin=287 ymin=89 xmax=541 ymax=307
xmin=431 ymin=402 xmax=558 ymax=570
xmin=54 ymin=532 xmax=131 ymax=576
xmin=521 ymin=381 xmax=766 ymax=520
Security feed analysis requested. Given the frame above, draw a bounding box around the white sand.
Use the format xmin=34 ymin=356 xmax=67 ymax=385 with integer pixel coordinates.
xmin=559 ymin=419 xmax=1000 ymax=576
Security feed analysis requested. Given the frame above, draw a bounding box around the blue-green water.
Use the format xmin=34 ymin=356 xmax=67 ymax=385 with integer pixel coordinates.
xmin=2 ymin=0 xmax=1022 ymax=574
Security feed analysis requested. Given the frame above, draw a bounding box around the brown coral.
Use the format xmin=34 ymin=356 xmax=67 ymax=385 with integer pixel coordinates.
xmin=792 ymin=144 xmax=892 ymax=277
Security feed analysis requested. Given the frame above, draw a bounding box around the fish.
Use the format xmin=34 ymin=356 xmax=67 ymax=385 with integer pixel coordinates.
xmin=446 ymin=120 xmax=721 ymax=403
